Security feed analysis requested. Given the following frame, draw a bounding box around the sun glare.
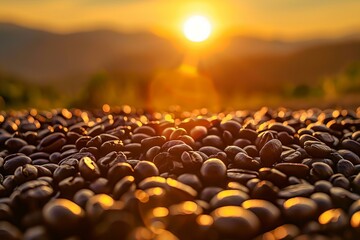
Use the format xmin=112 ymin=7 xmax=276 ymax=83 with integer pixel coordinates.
xmin=183 ymin=15 xmax=212 ymax=42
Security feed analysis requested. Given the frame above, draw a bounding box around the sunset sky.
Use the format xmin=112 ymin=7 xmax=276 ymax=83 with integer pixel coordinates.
xmin=1 ymin=0 xmax=360 ymax=39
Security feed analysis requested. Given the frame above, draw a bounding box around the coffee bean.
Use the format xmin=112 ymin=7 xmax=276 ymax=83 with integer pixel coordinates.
xmin=79 ymin=156 xmax=101 ymax=181
xmin=43 ymin=199 xmax=84 ymax=231
xmin=5 ymin=137 xmax=28 ymax=153
xmin=311 ymin=162 xmax=334 ymax=180
xmin=278 ymin=184 xmax=315 ymax=199
xmin=210 ymin=190 xmax=249 ymax=209
xmin=275 ymin=163 xmax=309 ymax=178
xmin=283 ymin=197 xmax=317 ymax=222
xmin=242 ymin=199 xmax=280 ymax=229
xmin=211 ymin=206 xmax=260 ymax=238
xmin=134 ymin=161 xmax=159 ymax=182
xmin=200 ymin=158 xmax=227 ymax=186
xmin=260 ymin=139 xmax=282 ymax=167
xmin=304 ymin=141 xmax=332 ymax=158
xmin=73 ymin=189 xmax=95 ymax=209
xmin=3 ymin=154 xmax=32 ymax=174
xmin=318 ymin=208 xmax=348 ymax=231
xmin=337 ymin=159 xmax=355 ymax=178
xmin=251 ymin=180 xmax=279 ymax=202
xmin=37 ymin=132 xmax=66 ymax=153
xmin=0 ymin=221 xmax=22 ymax=239
xmin=14 ymin=164 xmax=38 ymax=183
xmin=310 ymin=192 xmax=333 ymax=213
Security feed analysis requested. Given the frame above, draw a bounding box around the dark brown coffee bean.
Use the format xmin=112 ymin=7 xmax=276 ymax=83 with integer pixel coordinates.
xmin=330 ymin=187 xmax=360 ymax=209
xmin=89 ymin=177 xmax=110 ymax=194
xmin=112 ymin=175 xmax=136 ymax=200
xmin=181 ymin=151 xmax=203 ymax=170
xmin=59 ymin=176 xmax=85 ymax=196
xmin=259 ymin=168 xmax=287 ymax=188
xmin=278 ymin=184 xmax=315 ymax=199
xmin=134 ymin=161 xmax=159 ymax=182
xmin=53 ymin=165 xmax=77 ymax=182
xmin=200 ymin=158 xmax=227 ymax=186
xmin=38 ymin=132 xmax=66 ymax=153
xmin=202 ymin=135 xmax=224 ymax=149
xmin=100 ymin=140 xmax=123 ymax=155
xmin=86 ymin=194 xmax=114 ymax=220
xmin=75 ymin=136 xmax=91 ymax=150
xmin=19 ymin=145 xmax=36 ymax=155
xmin=251 ymin=180 xmax=279 ymax=202
xmin=169 ymin=128 xmax=187 ymax=140
xmin=5 ymin=137 xmax=27 ymax=152
xmin=0 ymin=221 xmax=22 ymax=239
xmin=23 ymin=225 xmax=49 ymax=240
xmin=260 ymin=139 xmax=282 ymax=167
xmin=220 ymin=120 xmax=242 ymax=136
xmin=275 ymin=163 xmax=309 ymax=178
xmin=14 ymin=164 xmax=38 ymax=183
xmin=304 ymin=139 xmax=333 ymax=157
xmin=337 ymin=159 xmax=355 ymax=177
xmin=338 ymin=149 xmax=360 ymax=165
xmin=177 ymin=173 xmax=202 ymax=191
xmin=141 ymin=136 xmax=166 ymax=151
xmin=283 ymin=197 xmax=317 ymax=222
xmin=199 ymin=187 xmax=223 ymax=203
xmin=43 ymin=199 xmax=84 ymax=231
xmin=341 ymin=139 xmax=360 ymax=156
xmin=242 ymin=199 xmax=280 ymax=229
xmin=211 ymin=206 xmax=260 ymax=238
xmin=198 ymin=146 xmax=222 ymax=157
xmin=310 ymin=192 xmax=333 ymax=213
xmin=244 ymin=145 xmax=259 ymax=158
xmin=190 ymin=126 xmax=208 ymax=141
xmin=107 ymin=162 xmax=134 ymax=185
xmin=79 ymin=156 xmax=101 ymax=180
xmin=73 ymin=189 xmax=95 ymax=209
xmin=311 ymin=162 xmax=333 ymax=179
xmin=4 ymin=154 xmax=32 ymax=174
xmin=168 ymin=143 xmax=193 ymax=155
xmin=318 ymin=208 xmax=348 ymax=231
xmin=210 ymin=190 xmax=249 ymax=209
xmin=238 ymin=128 xmax=258 ymax=143
xmin=233 ymin=152 xmax=260 ymax=170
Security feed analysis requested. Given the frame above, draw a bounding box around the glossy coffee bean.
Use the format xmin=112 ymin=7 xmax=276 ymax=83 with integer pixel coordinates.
xmin=134 ymin=161 xmax=159 ymax=182
xmin=43 ymin=199 xmax=84 ymax=231
xmin=200 ymin=158 xmax=227 ymax=186
xmin=260 ymin=139 xmax=282 ymax=167
xmin=283 ymin=197 xmax=317 ymax=222
xmin=79 ymin=156 xmax=101 ymax=181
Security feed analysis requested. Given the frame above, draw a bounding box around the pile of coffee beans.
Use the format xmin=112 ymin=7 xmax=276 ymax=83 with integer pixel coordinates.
xmin=1 ymin=107 xmax=360 ymax=239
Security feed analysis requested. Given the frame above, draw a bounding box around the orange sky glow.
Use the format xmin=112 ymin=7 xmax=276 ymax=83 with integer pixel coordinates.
xmin=0 ymin=0 xmax=360 ymax=40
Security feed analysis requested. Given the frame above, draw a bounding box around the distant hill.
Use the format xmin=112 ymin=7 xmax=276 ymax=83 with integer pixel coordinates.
xmin=0 ymin=22 xmax=360 ymax=94
xmin=0 ymin=22 xmax=181 ymax=85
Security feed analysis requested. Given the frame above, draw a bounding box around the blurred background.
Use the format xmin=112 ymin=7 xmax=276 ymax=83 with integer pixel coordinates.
xmin=0 ymin=0 xmax=360 ymax=111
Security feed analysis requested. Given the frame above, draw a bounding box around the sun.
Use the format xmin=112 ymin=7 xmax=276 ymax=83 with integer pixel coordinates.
xmin=183 ymin=15 xmax=212 ymax=42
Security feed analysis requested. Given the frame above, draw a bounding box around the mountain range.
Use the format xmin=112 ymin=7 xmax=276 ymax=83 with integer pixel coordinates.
xmin=0 ymin=22 xmax=360 ymax=94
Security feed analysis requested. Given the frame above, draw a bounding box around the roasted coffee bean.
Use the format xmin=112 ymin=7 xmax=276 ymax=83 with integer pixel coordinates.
xmin=242 ymin=199 xmax=280 ymax=229
xmin=43 ymin=199 xmax=84 ymax=231
xmin=59 ymin=176 xmax=85 ymax=196
xmin=169 ymin=128 xmax=187 ymax=140
xmin=310 ymin=192 xmax=333 ymax=213
xmin=181 ymin=151 xmax=203 ymax=170
xmin=73 ymin=189 xmax=95 ymax=209
xmin=304 ymin=141 xmax=332 ymax=158
xmin=53 ymin=165 xmax=77 ymax=182
xmin=210 ymin=189 xmax=249 ymax=209
xmin=251 ymin=180 xmax=279 ymax=202
xmin=3 ymin=154 xmax=32 ymax=174
xmin=311 ymin=162 xmax=334 ymax=180
xmin=177 ymin=173 xmax=202 ymax=191
xmin=278 ymin=184 xmax=315 ymax=199
xmin=86 ymin=194 xmax=114 ymax=220
xmin=141 ymin=136 xmax=166 ymax=151
xmin=275 ymin=163 xmax=309 ymax=178
xmin=37 ymin=132 xmax=67 ymax=153
xmin=5 ymin=137 xmax=28 ymax=152
xmin=14 ymin=164 xmax=38 ymax=183
xmin=0 ymin=221 xmax=22 ymax=239
xmin=211 ymin=206 xmax=260 ymax=238
xmin=89 ymin=178 xmax=110 ymax=194
xmin=338 ymin=149 xmax=360 ymax=165
xmin=337 ymin=159 xmax=355 ymax=177
xmin=200 ymin=158 xmax=227 ymax=186
xmin=190 ymin=126 xmax=208 ymax=141
xmin=318 ymin=208 xmax=349 ymax=231
xmin=112 ymin=175 xmax=136 ymax=200
xmin=79 ymin=156 xmax=101 ymax=181
xmin=283 ymin=197 xmax=317 ymax=222
xmin=259 ymin=168 xmax=287 ymax=188
xmin=134 ymin=161 xmax=159 ymax=182
xmin=23 ymin=225 xmax=49 ymax=240
xmin=233 ymin=152 xmax=260 ymax=170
